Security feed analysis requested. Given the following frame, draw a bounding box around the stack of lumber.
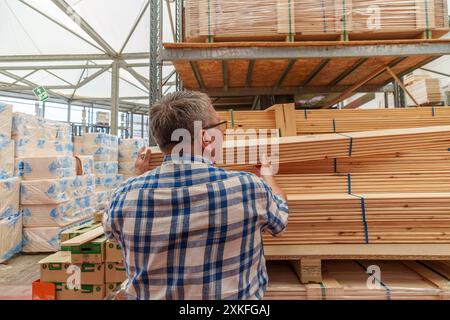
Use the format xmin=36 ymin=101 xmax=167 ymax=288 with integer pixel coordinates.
xmin=33 ymin=223 xmax=126 ymax=300
xmin=216 ymin=107 xmax=450 ymax=136
xmin=148 ymin=125 xmax=450 ymax=167
xmin=263 ymin=192 xmax=450 ymax=245
xmin=275 ymin=172 xmax=450 ymax=194
xmin=74 ymin=133 xmax=123 ymax=211
xmin=277 ymin=149 xmax=450 ymax=174
xmin=218 ymin=110 xmax=276 ymax=131
xmin=406 ymin=78 xmax=443 ymax=106
xmin=0 ymin=103 xmax=21 ymax=263
xmin=118 ymin=138 xmax=148 ymax=180
xmin=184 ymin=0 xmax=449 ymax=42
xmin=266 ymin=260 xmax=450 ymax=300
xmin=296 ymin=107 xmax=450 ymax=134
xmin=11 ymin=113 xmax=95 ymax=254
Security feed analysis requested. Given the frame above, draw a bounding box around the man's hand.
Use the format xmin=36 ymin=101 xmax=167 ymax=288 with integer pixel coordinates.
xmin=254 ymin=154 xmax=275 ymax=177
xmin=135 ymin=147 xmax=152 ymax=176
xmin=254 ymin=154 xmax=287 ymax=201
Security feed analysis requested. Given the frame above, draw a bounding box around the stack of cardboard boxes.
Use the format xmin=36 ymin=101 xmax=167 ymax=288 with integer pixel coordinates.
xmin=74 ymin=133 xmax=123 ymax=210
xmin=35 ymin=223 xmax=126 ymax=300
xmin=0 ymin=103 xmax=21 ymax=263
xmin=118 ymin=138 xmax=148 ymax=180
xmin=12 ymin=113 xmax=94 ymax=253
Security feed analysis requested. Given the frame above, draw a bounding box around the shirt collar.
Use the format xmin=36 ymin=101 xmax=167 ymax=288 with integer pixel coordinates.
xmin=162 ymin=154 xmax=213 ymax=165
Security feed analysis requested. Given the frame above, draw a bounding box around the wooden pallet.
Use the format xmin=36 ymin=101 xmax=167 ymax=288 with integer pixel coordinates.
xmin=265 ymin=259 xmax=450 ymax=299
xmin=185 ymin=0 xmax=449 ymax=43
xmin=188 ymin=29 xmax=450 ymax=43
xmin=264 ymin=244 xmax=450 ymax=284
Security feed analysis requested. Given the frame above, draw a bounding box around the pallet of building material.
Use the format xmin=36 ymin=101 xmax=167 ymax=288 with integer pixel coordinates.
xmin=146 ymin=126 xmax=450 ymax=170
xmin=275 ymin=172 xmax=450 ymax=194
xmin=276 ymin=149 xmax=450 ymax=175
xmin=22 ymin=218 xmax=93 ymax=253
xmin=264 ymin=244 xmax=450 ymax=285
xmin=184 ymin=0 xmax=449 ymax=42
xmin=263 ymin=192 xmax=450 ymax=245
xmin=265 ymin=260 xmax=450 ymax=300
xmin=300 ymin=107 xmax=450 ymax=120
xmin=296 ymin=107 xmax=450 ymax=134
xmin=406 ymin=79 xmax=443 ymax=106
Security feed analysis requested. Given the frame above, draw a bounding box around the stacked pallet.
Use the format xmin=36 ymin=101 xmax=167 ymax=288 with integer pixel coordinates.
xmin=265 ymin=260 xmax=450 ymax=300
xmin=147 ymin=125 xmax=450 ymax=168
xmin=263 ymin=192 xmax=450 ymax=245
xmin=12 ymin=113 xmax=94 ymax=253
xmin=277 ymin=150 xmax=450 ymax=174
xmin=118 ymin=138 xmax=148 ymax=180
xmin=296 ymin=107 xmax=450 ymax=134
xmin=184 ymin=0 xmax=449 ymax=42
xmin=0 ymin=103 xmax=21 ymax=263
xmin=275 ymin=172 xmax=450 ymax=194
xmin=74 ymin=133 xmax=123 ymax=210
xmin=33 ymin=224 xmax=126 ymax=300
xmin=406 ymin=78 xmax=443 ymax=106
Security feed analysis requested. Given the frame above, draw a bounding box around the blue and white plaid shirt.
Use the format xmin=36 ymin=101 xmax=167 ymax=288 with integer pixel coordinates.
xmin=104 ymin=155 xmax=289 ymax=300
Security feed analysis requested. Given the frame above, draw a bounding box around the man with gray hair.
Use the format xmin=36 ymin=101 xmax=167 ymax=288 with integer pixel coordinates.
xmin=104 ymin=91 xmax=288 ymax=300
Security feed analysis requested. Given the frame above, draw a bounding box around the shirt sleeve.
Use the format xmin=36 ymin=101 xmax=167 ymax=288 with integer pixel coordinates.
xmin=102 ymin=188 xmax=125 ymax=245
xmin=259 ymin=180 xmax=289 ymax=236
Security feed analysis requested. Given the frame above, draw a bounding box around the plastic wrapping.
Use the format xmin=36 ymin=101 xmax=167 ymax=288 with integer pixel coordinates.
xmin=15 ymin=156 xmax=77 ymax=180
xmin=95 ymin=174 xmax=123 ymax=192
xmin=0 ymin=137 xmax=14 ymax=179
xmin=118 ymin=162 xmax=135 ymax=176
xmin=0 ymin=211 xmax=22 ymax=263
xmin=20 ymin=175 xmax=95 ymax=205
xmin=0 ymin=177 xmax=20 ymax=219
xmin=185 ymin=0 xmax=449 ymax=42
xmin=0 ymin=103 xmax=12 ymax=138
xmin=12 ymin=112 xmax=72 ymax=142
xmin=22 ymin=195 xmax=96 ymax=228
xmin=94 ymin=161 xmax=119 ymax=175
xmin=75 ymin=155 xmax=94 ymax=175
xmin=14 ymin=138 xmax=73 ymax=158
xmin=22 ymin=218 xmax=92 ymax=253
xmin=118 ymin=138 xmax=148 ymax=162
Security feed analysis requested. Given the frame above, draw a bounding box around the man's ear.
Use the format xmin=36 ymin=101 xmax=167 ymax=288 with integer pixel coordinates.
xmin=201 ymin=129 xmax=211 ymax=149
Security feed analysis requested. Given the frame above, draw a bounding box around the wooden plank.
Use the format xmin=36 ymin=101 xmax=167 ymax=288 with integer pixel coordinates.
xmin=386 ymin=66 xmax=421 ymax=107
xmin=290 ymin=259 xmax=323 ymax=284
xmin=60 ymin=226 xmax=104 ymax=247
xmin=264 ymin=244 xmax=450 ymax=260
xmin=321 ymin=65 xmax=388 ymax=108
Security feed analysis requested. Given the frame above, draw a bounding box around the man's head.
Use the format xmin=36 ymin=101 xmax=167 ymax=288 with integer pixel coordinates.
xmin=149 ymin=91 xmax=224 ymax=157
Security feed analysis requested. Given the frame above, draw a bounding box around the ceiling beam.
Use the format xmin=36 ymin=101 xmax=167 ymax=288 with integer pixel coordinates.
xmin=51 ymin=0 xmax=117 ymax=56
xmin=18 ymin=0 xmax=105 ymax=53
xmin=123 ymin=67 xmax=149 ymax=90
xmin=0 ymin=53 xmax=149 ymax=62
xmin=119 ymin=0 xmax=150 ymax=54
xmin=0 ymin=64 xmax=112 ymax=71
xmin=161 ymin=41 xmax=450 ymax=61
xmin=203 ymin=85 xmax=389 ymax=97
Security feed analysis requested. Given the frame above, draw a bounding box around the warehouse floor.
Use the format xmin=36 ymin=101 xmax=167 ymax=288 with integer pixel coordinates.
xmin=0 ymin=254 xmax=45 ymax=300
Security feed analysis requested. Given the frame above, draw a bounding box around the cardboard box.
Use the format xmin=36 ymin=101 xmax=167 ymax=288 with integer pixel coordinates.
xmin=56 ymin=283 xmax=105 ymax=300
xmin=39 ymin=251 xmax=105 ymax=285
xmin=61 ymin=236 xmax=106 ymax=264
xmin=32 ymin=280 xmax=56 ymax=300
xmin=60 ymin=223 xmax=101 ymax=242
xmin=105 ymin=262 xmax=126 ymax=283
xmin=105 ymin=282 xmax=122 ymax=296
xmin=105 ymin=240 xmax=123 ymax=262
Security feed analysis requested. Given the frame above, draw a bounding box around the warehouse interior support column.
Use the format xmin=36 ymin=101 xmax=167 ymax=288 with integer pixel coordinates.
xmin=149 ymin=0 xmax=162 ymax=145
xmin=111 ymin=61 xmax=120 ymax=135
